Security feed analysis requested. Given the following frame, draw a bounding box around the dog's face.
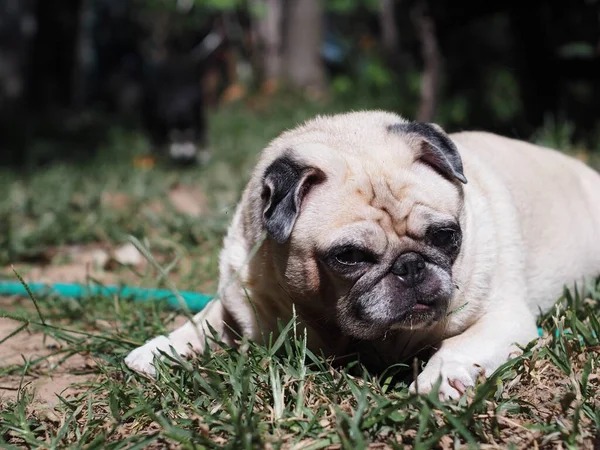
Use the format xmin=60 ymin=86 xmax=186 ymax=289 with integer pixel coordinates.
xmin=257 ymin=112 xmax=467 ymax=340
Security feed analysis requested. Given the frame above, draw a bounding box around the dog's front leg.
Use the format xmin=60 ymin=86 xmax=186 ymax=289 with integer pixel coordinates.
xmin=408 ymin=300 xmax=538 ymax=400
xmin=125 ymin=299 xmax=235 ymax=376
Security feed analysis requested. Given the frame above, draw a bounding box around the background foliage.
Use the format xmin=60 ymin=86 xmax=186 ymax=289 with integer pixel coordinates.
xmin=0 ymin=0 xmax=599 ymax=166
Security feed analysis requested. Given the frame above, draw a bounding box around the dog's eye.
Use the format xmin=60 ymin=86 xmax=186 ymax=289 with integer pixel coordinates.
xmin=430 ymin=228 xmax=457 ymax=247
xmin=334 ymin=249 xmax=371 ymax=266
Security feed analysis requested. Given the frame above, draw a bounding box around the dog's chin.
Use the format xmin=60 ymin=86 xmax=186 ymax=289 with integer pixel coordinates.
xmin=337 ymin=318 xmax=389 ymax=340
xmin=338 ymin=302 xmax=448 ymax=340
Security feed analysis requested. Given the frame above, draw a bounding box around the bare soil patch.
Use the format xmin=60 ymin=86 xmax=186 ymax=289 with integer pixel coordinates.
xmin=0 ymin=312 xmax=99 ymax=407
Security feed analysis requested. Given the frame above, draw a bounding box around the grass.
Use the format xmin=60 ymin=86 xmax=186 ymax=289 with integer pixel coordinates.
xmin=1 ymin=275 xmax=599 ymax=448
xmin=1 ymin=98 xmax=600 ymax=448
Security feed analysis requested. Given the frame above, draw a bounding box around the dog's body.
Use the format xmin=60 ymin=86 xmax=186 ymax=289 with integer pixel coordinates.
xmin=126 ymin=111 xmax=600 ymax=398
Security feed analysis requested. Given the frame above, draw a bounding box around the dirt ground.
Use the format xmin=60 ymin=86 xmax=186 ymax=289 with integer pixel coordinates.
xmin=0 ymin=276 xmax=188 ymax=410
xmin=0 ymin=244 xmax=142 ymax=407
xmin=0 ymin=309 xmax=99 ymax=407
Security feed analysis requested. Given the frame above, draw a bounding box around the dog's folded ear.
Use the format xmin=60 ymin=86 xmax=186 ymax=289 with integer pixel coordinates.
xmin=261 ymin=155 xmax=326 ymax=243
xmin=388 ymin=122 xmax=467 ymax=184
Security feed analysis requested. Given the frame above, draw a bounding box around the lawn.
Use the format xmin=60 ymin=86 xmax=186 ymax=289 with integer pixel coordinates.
xmin=1 ymin=100 xmax=599 ymax=449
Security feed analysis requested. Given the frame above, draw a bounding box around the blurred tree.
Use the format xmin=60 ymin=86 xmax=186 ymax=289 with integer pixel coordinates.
xmin=379 ymin=0 xmax=401 ymax=70
xmin=250 ymin=0 xmax=284 ymax=84
xmin=0 ymin=0 xmax=36 ymax=113
xmin=412 ymin=0 xmax=440 ymax=122
xmin=0 ymin=0 xmax=37 ymax=161
xmin=72 ymin=0 xmax=99 ymax=109
xmin=28 ymin=0 xmax=82 ymax=110
xmin=2 ymin=0 xmax=600 ymax=164
xmin=508 ymin=2 xmax=559 ymax=135
xmin=283 ymin=0 xmax=326 ymax=92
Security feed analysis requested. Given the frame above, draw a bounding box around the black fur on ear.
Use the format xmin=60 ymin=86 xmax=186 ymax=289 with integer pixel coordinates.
xmin=261 ymin=154 xmax=326 ymax=244
xmin=387 ymin=122 xmax=467 ymax=184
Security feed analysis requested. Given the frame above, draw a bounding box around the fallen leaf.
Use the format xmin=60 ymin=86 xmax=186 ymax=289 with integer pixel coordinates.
xmin=62 ymin=245 xmax=110 ymax=269
xmin=113 ymin=243 xmax=142 ymax=266
xmin=37 ymin=407 xmax=61 ymax=424
xmin=133 ymin=155 xmax=155 ymax=169
xmin=168 ymin=183 xmax=207 ymax=217
xmin=101 ymin=192 xmax=132 ymax=211
xmin=220 ymin=83 xmax=246 ymax=104
xmin=143 ymin=199 xmax=166 ymax=215
xmin=260 ymin=79 xmax=279 ymax=96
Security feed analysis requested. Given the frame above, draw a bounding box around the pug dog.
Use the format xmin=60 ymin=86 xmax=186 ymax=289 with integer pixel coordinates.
xmin=125 ymin=111 xmax=600 ymax=399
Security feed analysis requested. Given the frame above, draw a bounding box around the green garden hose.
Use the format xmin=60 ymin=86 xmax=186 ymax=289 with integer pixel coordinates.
xmin=0 ymin=280 xmax=212 ymax=312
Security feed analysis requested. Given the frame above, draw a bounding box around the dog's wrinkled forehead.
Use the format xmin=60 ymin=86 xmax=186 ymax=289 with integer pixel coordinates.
xmin=265 ymin=110 xmax=465 ymax=182
xmin=267 ymin=111 xmax=410 ymax=157
xmin=259 ymin=111 xmax=466 ymax=245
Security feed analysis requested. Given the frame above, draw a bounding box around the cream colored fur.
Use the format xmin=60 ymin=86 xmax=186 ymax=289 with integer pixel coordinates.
xmin=125 ymin=111 xmax=600 ymax=399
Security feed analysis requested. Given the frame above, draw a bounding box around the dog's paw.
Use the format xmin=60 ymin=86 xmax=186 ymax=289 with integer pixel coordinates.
xmin=409 ymin=358 xmax=484 ymax=401
xmin=124 ymin=336 xmax=174 ymax=377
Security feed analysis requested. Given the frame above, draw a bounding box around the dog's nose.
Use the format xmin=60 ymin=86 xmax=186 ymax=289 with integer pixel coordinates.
xmin=392 ymin=252 xmax=426 ymax=287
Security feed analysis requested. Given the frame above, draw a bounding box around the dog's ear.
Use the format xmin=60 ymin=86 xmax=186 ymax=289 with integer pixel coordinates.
xmin=261 ymin=155 xmax=326 ymax=243
xmin=388 ymin=122 xmax=467 ymax=184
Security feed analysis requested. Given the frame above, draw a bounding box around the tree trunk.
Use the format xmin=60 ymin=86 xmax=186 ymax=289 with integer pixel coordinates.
xmin=71 ymin=0 xmax=95 ymax=109
xmin=283 ymin=0 xmax=326 ymax=92
xmin=0 ymin=0 xmax=36 ymax=160
xmin=250 ymin=0 xmax=284 ymax=83
xmin=379 ymin=0 xmax=401 ymax=70
xmin=509 ymin=3 xmax=559 ymax=134
xmin=413 ymin=1 xmax=441 ymax=122
xmin=0 ymin=0 xmax=36 ymax=113
xmin=28 ymin=0 xmax=82 ymax=110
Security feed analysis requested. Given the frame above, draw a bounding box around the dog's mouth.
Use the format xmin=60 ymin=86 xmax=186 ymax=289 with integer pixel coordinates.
xmin=412 ymin=303 xmax=432 ymax=311
xmin=389 ymin=303 xmax=443 ymax=330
